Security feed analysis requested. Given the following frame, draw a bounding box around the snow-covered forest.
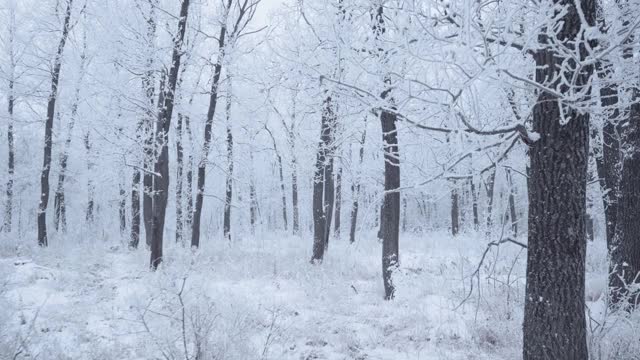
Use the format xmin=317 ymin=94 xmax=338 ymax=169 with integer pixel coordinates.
xmin=1 ymin=0 xmax=639 ymax=358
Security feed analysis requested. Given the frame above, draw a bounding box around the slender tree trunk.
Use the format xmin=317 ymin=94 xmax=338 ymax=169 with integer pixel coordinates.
xmin=451 ymin=181 xmax=459 ymax=236
xmin=37 ymin=0 xmax=73 ymax=246
xmin=607 ymin=2 xmax=639 ymax=307
xmin=141 ymin=0 xmax=157 ymax=248
xmin=4 ymin=82 xmax=15 ymax=233
xmin=289 ymin=95 xmax=300 ymax=234
xmin=149 ymin=0 xmax=190 ymax=269
xmin=84 ymin=131 xmax=95 ymax=223
xmin=192 ymin=0 xmax=231 ymax=248
xmin=484 ymin=168 xmax=496 ymax=233
xmin=4 ymin=8 xmax=16 ymax=233
xmin=334 ymin=163 xmax=342 ymax=237
xmin=249 ymin=149 xmax=258 ymax=234
xmin=610 ymin=86 xmax=640 ymax=307
xmin=119 ymin=180 xmax=127 ymax=234
xmin=470 ymin=177 xmax=479 ymax=230
xmin=54 ymin=32 xmax=87 ymax=233
xmin=130 ymin=168 xmax=141 ymax=248
xmin=505 ymin=169 xmax=518 ymax=237
xmin=185 ymin=116 xmax=194 ymax=237
xmin=311 ymin=95 xmax=337 ymax=262
xmin=349 ymin=122 xmax=366 ymax=243
xmin=176 ymin=114 xmax=184 ymax=244
xmin=523 ymin=0 xmax=594 ymax=358
xmin=223 ymin=80 xmax=233 ymax=241
xmin=595 ymin=60 xmax=621 ymax=251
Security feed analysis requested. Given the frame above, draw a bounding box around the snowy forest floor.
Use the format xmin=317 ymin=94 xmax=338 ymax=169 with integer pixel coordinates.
xmin=1 ymin=231 xmax=638 ymax=360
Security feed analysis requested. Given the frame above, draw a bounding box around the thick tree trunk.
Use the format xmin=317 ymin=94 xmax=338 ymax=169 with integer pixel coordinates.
xmin=223 ymin=83 xmax=233 ymax=241
xmin=192 ymin=0 xmax=231 ymax=248
xmin=379 ymin=106 xmax=400 ymax=300
xmin=149 ymin=0 xmax=190 ymax=269
xmin=450 ymin=182 xmax=459 ymax=236
xmin=349 ymin=123 xmax=366 ymax=243
xmin=522 ymin=0 xmax=594 ymax=358
xmin=37 ymin=0 xmax=73 ymax=246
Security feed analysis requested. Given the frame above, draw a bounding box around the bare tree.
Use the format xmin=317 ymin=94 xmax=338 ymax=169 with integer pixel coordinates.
xmin=192 ymin=0 xmax=260 ymax=248
xmin=84 ymin=131 xmax=95 ymax=223
xmin=311 ymin=94 xmax=337 ymax=262
xmin=374 ymin=4 xmax=400 ymax=301
xmin=37 ymin=0 xmax=74 ymax=246
xmin=149 ymin=0 xmax=191 ymax=269
xmin=223 ymin=77 xmax=234 ymax=241
xmin=53 ymin=27 xmax=88 ymax=233
xmin=3 ymin=4 xmax=17 ymax=233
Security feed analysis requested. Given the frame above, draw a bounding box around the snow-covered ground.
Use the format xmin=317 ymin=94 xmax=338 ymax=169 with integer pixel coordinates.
xmin=0 ymin=231 xmax=636 ymax=359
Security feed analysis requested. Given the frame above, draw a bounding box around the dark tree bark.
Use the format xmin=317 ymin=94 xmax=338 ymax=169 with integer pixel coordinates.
xmin=334 ymin=163 xmax=342 ymax=237
xmin=470 ymin=177 xmax=479 ymax=230
xmin=119 ymin=181 xmax=127 ymax=234
xmin=223 ymin=82 xmax=233 ymax=241
xmin=505 ymin=169 xmax=517 ymax=237
xmin=185 ymin=116 xmax=194 ymax=236
xmin=450 ymin=181 xmax=459 ymax=236
xmin=349 ymin=123 xmax=366 ymax=243
xmin=149 ymin=0 xmax=190 ymax=269
xmin=522 ymin=0 xmax=595 ymax=358
xmin=379 ymin=105 xmax=400 ymax=300
xmin=130 ymin=168 xmax=141 ymax=248
xmin=192 ymin=0 xmax=232 ymax=248
xmin=311 ymin=95 xmax=337 ymax=262
xmin=175 ymin=114 xmax=185 ymax=244
xmin=4 ymin=9 xmax=16 ymax=233
xmin=37 ymin=0 xmax=73 ymax=246
xmin=84 ymin=131 xmax=95 ymax=223
xmin=374 ymin=5 xmax=400 ymax=301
